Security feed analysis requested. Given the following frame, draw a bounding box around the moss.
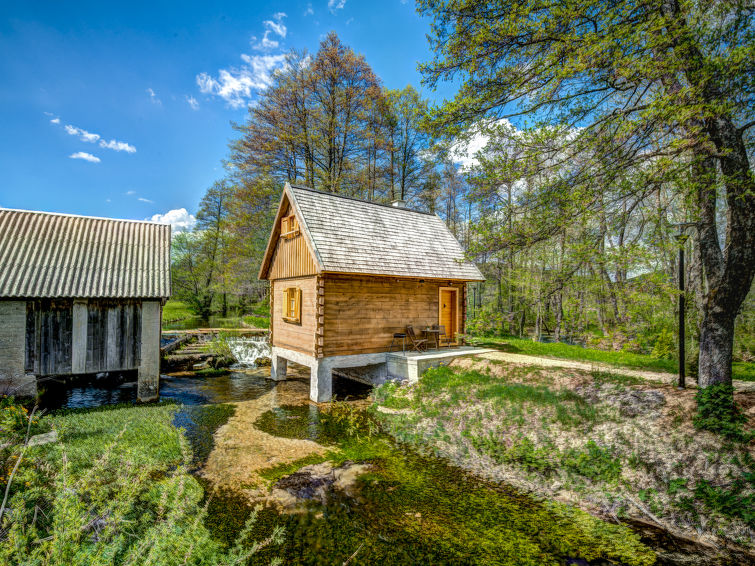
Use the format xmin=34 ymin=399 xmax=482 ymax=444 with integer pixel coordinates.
xmin=258 ymin=454 xmax=329 ymax=484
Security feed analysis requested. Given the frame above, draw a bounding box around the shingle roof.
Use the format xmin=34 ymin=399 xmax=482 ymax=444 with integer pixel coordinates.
xmin=266 ymin=184 xmax=483 ymax=280
xmin=0 ymin=208 xmax=171 ymax=299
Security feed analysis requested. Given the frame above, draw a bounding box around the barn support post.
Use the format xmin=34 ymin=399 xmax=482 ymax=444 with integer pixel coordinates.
xmin=0 ymin=301 xmax=36 ymax=397
xmin=71 ymin=299 xmax=88 ymax=373
xmin=137 ymin=300 xmax=160 ymax=402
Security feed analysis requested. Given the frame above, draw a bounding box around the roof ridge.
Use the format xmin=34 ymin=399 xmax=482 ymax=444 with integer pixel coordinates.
xmin=288 ymin=184 xmax=436 ymax=216
xmin=0 ymin=207 xmax=170 ymax=226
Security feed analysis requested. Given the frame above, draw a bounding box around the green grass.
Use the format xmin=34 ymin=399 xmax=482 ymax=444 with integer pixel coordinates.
xmin=242 ymin=314 xmax=269 ymax=329
xmin=48 ymin=403 xmax=184 ymax=473
xmin=161 ymin=299 xmax=195 ymax=322
xmin=470 ymin=335 xmax=755 ymax=381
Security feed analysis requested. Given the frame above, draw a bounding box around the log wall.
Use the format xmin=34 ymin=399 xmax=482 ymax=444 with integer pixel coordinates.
xmin=321 ymin=275 xmax=465 ymax=356
xmin=271 ymin=276 xmax=318 ymax=355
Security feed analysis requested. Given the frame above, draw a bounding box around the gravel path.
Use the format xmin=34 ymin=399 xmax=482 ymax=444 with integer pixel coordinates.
xmin=477 ymin=351 xmax=755 ymax=392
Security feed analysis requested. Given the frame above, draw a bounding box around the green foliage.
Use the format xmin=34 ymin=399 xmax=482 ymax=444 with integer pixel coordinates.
xmin=0 ymin=403 xmax=283 ymax=565
xmin=650 ymin=329 xmax=675 ymax=360
xmin=562 ymin=441 xmax=622 ymax=483
xmin=693 ymin=384 xmax=750 ymax=441
xmin=693 ymin=470 xmax=755 ymax=529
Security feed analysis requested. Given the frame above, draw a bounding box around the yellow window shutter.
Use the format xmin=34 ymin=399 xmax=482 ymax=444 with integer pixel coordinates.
xmin=295 ymin=288 xmax=302 ymax=322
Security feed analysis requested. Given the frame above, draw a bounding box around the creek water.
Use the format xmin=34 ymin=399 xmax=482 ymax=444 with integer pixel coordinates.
xmin=38 ymin=369 xmax=671 ymax=565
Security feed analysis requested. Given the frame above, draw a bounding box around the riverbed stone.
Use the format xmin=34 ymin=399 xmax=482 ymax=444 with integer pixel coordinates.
xmin=271 ymin=460 xmax=372 ymax=508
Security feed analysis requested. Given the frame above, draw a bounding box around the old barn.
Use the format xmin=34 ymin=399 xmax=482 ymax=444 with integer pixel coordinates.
xmin=0 ymin=209 xmax=171 ymax=401
xmin=259 ymin=183 xmax=485 ymax=402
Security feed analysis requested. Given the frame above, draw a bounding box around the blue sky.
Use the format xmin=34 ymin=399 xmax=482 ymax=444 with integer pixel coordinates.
xmin=0 ymin=1 xmax=451 ymax=230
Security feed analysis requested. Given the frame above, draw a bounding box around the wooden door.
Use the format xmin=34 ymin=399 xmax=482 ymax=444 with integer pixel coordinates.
xmin=439 ymin=288 xmax=458 ymax=342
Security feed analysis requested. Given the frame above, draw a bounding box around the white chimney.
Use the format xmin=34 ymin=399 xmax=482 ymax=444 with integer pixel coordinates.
xmin=391 ymin=199 xmax=406 ymax=208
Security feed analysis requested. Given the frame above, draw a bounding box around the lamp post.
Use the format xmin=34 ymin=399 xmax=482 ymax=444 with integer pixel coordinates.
xmin=672 ymin=222 xmax=696 ymax=389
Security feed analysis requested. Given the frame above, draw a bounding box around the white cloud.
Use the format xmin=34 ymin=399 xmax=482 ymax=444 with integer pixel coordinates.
xmin=126 ymin=190 xmax=136 ymax=195
xmin=147 ymin=87 xmax=162 ymax=105
xmin=55 ymin=119 xmax=136 ymax=154
xmin=64 ymin=124 xmax=100 ymax=143
xmin=265 ymin=13 xmax=287 ymax=37
xmin=148 ymin=208 xmax=197 ymax=232
xmin=197 ymin=13 xmax=293 ymax=108
xmin=69 ymin=151 xmax=100 ymax=163
xmin=197 ymin=53 xmax=287 ymax=108
xmin=304 ymin=3 xmax=314 ymax=16
xmin=137 ymin=197 xmax=154 ymax=203
xmin=99 ymin=139 xmax=137 ymax=153
xmin=253 ymin=12 xmax=287 ymax=51
xmin=186 ymin=95 xmax=200 ymax=110
xmin=328 ymin=0 xmax=347 ymax=13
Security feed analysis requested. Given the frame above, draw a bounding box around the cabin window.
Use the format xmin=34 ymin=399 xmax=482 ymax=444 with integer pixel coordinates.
xmin=282 ymin=287 xmax=301 ymax=323
xmin=281 ymin=214 xmax=300 ymax=239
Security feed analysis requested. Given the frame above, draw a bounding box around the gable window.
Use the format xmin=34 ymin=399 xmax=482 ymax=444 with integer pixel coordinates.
xmin=282 ymin=287 xmax=301 ymax=323
xmin=281 ymin=214 xmax=300 ymax=239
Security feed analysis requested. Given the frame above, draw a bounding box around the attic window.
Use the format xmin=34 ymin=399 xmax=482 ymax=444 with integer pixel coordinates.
xmin=281 ymin=214 xmax=300 ymax=239
xmin=282 ymin=287 xmax=301 ymax=323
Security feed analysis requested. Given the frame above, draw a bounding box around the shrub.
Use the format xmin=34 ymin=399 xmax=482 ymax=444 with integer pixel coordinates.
xmin=693 ymin=384 xmax=750 ymax=441
xmin=562 ymin=441 xmax=622 ymax=483
xmin=651 ymin=329 xmax=675 ymax=360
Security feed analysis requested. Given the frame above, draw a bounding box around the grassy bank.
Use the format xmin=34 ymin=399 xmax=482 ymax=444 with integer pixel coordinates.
xmin=374 ymin=361 xmax=755 ymax=553
xmin=246 ymin=402 xmax=655 ymax=565
xmin=0 ymin=401 xmax=281 ymax=565
xmin=469 ymin=335 xmax=755 ymax=381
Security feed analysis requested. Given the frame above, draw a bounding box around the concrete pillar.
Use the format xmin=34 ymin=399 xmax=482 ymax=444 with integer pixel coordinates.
xmin=310 ymin=359 xmax=332 ymax=403
xmin=0 ymin=301 xmax=36 ymax=398
xmin=71 ymin=299 xmax=88 ymax=374
xmin=137 ymin=300 xmax=161 ymax=402
xmin=271 ymin=355 xmax=288 ymax=381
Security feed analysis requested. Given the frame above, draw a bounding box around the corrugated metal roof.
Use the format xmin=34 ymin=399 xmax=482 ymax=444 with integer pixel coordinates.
xmin=0 ymin=208 xmax=171 ymax=298
xmin=261 ymin=184 xmax=484 ymax=281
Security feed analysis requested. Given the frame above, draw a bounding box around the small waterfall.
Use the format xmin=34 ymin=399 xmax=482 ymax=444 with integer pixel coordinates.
xmin=227 ymin=336 xmax=271 ymax=368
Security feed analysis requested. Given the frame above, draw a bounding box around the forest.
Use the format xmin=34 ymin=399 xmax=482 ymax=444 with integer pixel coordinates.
xmin=172 ymin=15 xmax=755 ymax=404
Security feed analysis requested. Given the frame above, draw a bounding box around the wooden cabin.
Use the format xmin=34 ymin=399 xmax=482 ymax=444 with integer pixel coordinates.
xmin=259 ymin=183 xmax=484 ymax=402
xmin=0 ymin=209 xmax=171 ymax=401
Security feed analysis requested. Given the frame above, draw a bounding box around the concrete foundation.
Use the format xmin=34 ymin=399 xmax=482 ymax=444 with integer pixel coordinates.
xmin=137 ymin=300 xmax=161 ymax=402
xmin=0 ymin=301 xmax=36 ymax=398
xmin=270 ymin=346 xmax=495 ymax=402
xmin=387 ymin=347 xmax=495 ymax=384
xmin=270 ymin=346 xmax=389 ymax=403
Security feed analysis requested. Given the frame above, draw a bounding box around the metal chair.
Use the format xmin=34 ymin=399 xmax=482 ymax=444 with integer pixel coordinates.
xmin=388 ymin=332 xmax=407 ymax=353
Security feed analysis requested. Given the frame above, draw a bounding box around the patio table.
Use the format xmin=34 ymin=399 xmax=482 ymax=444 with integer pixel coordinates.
xmin=423 ymin=328 xmax=441 ymax=350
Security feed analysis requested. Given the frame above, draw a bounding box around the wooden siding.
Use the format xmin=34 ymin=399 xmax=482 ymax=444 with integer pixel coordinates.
xmin=267 ymin=204 xmax=318 ymax=280
xmin=85 ymin=300 xmax=142 ymax=373
xmin=24 ymin=299 xmax=142 ymax=376
xmin=321 ymin=275 xmax=465 ymax=356
xmin=25 ymin=300 xmax=73 ymax=376
xmin=271 ymin=276 xmax=318 ymax=355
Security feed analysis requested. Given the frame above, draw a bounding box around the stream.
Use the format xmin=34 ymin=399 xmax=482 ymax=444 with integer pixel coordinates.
xmin=37 ymin=365 xmax=700 ymax=565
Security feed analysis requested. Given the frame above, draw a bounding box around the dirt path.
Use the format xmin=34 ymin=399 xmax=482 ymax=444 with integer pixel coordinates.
xmin=478 ymin=351 xmax=755 ymax=392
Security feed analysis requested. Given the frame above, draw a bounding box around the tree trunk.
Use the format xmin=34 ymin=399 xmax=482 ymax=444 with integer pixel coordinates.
xmin=697 ymin=311 xmax=735 ymax=388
